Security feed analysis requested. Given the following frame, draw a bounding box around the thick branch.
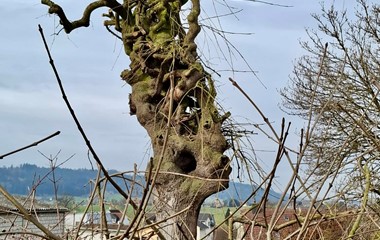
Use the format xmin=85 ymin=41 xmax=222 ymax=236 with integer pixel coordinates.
xmin=182 ymin=0 xmax=201 ymax=62
xmin=184 ymin=0 xmax=201 ymax=44
xmin=41 ymin=0 xmax=126 ymax=33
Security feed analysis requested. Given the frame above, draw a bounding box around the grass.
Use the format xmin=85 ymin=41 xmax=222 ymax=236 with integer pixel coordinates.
xmin=200 ymin=206 xmax=241 ymax=226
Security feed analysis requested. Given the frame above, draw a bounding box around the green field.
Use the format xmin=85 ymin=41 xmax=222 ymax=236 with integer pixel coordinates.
xmin=200 ymin=206 xmax=242 ymax=226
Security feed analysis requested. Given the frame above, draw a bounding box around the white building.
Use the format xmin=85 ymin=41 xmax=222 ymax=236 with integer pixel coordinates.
xmin=0 ymin=196 xmax=68 ymax=239
xmin=66 ymin=209 xmax=132 ymax=240
xmin=197 ymin=213 xmax=215 ymax=240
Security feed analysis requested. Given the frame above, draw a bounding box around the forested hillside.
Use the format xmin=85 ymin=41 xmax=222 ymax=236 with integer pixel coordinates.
xmin=0 ymin=164 xmax=283 ymax=203
xmin=0 ymin=164 xmax=106 ymax=196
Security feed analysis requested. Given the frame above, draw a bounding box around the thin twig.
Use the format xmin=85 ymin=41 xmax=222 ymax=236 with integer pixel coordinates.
xmin=244 ymin=0 xmax=293 ymax=8
xmin=74 ymin=167 xmax=102 ymax=240
xmin=0 ymin=131 xmax=60 ymax=159
xmin=229 ymin=77 xmax=312 ymax=202
xmin=0 ymin=185 xmax=62 ymax=240
xmin=128 ymin=75 xmax=176 ymax=240
xmin=0 ymin=231 xmax=59 ymax=239
xmin=38 ymin=24 xmax=168 ymax=240
xmin=38 ymin=24 xmax=138 ymax=209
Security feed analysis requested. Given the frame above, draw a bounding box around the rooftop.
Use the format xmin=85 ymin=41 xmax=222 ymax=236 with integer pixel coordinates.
xmin=0 ymin=195 xmax=68 ymax=213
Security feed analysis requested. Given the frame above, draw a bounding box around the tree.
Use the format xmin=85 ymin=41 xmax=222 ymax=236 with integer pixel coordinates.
xmin=225 ymin=208 xmax=231 ymax=219
xmin=41 ymin=0 xmax=231 ymax=239
xmin=57 ymin=195 xmax=75 ymax=210
xmin=228 ymin=198 xmax=240 ymax=207
xmin=281 ymin=0 xmax=380 ymax=235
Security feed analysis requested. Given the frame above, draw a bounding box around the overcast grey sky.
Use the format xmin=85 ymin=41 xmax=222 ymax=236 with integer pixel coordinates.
xmin=0 ymin=1 xmax=352 ymax=187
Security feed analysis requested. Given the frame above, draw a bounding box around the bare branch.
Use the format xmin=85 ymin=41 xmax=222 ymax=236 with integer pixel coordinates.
xmin=0 ymin=185 xmax=62 ymax=240
xmin=0 ymin=131 xmax=60 ymax=159
xmin=243 ymin=0 xmax=293 ymax=8
xmin=38 ymin=24 xmax=136 ymax=208
xmin=41 ymin=0 xmax=126 ymax=33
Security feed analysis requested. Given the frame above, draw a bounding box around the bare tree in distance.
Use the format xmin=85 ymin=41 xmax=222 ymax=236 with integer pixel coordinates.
xmin=281 ymin=0 xmax=380 ymax=236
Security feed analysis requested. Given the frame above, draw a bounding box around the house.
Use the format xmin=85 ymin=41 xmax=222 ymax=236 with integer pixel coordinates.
xmin=212 ymin=198 xmax=224 ymax=208
xmin=70 ymin=211 xmax=217 ymax=239
xmin=82 ymin=210 xmax=129 ymax=225
xmin=69 ymin=209 xmax=133 ymax=240
xmin=197 ymin=213 xmax=215 ymax=240
xmin=0 ymin=195 xmax=68 ymax=239
xmin=198 ymin=213 xmax=215 ymax=228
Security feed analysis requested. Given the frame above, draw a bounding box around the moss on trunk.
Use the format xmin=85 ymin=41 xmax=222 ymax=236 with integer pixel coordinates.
xmin=120 ymin=1 xmax=231 ymax=238
xmin=43 ymin=0 xmax=231 ymax=238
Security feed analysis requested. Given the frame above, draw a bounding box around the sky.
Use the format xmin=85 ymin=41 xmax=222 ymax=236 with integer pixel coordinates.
xmin=0 ymin=1 xmax=353 ymax=188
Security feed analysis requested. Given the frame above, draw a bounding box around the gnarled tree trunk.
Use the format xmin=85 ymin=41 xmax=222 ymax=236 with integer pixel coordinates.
xmin=42 ymin=0 xmax=231 ymax=238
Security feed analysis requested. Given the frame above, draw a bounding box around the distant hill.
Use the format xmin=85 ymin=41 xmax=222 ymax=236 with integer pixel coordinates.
xmin=0 ymin=164 xmax=104 ymax=196
xmin=209 ymin=181 xmax=285 ymax=205
xmin=0 ymin=164 xmax=284 ymax=203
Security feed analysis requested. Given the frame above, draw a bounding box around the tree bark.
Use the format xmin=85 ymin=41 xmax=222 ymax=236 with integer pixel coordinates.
xmin=121 ymin=2 xmax=231 ymax=238
xmin=43 ymin=0 xmax=231 ymax=238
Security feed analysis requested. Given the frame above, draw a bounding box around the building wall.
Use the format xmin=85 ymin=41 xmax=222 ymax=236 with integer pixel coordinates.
xmin=197 ymin=226 xmax=213 ymax=240
xmin=0 ymin=211 xmax=66 ymax=239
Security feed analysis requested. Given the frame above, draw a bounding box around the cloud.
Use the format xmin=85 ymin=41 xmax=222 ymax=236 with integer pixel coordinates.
xmin=0 ymin=79 xmax=148 ymax=169
xmin=0 ymin=1 xmax=352 ymax=187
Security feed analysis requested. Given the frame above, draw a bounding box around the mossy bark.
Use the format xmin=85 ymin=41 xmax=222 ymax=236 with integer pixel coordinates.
xmin=43 ymin=0 xmax=231 ymax=238
xmin=121 ymin=2 xmax=231 ymax=238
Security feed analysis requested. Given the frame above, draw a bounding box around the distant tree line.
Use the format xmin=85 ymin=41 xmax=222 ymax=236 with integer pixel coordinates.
xmin=0 ymin=164 xmax=139 ymax=197
xmin=0 ymin=164 xmax=282 ymax=204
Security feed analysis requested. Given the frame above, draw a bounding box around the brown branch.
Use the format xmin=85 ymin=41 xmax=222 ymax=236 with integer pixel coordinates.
xmin=183 ymin=0 xmax=201 ymax=62
xmin=0 ymin=185 xmax=62 ymax=240
xmin=0 ymin=131 xmax=60 ymax=159
xmin=243 ymin=0 xmax=293 ymax=7
xmin=263 ymin=118 xmax=291 ymax=228
xmin=38 ymin=24 xmax=166 ymax=240
xmin=0 ymin=231 xmax=58 ymax=239
xmin=233 ymin=210 xmax=359 ymax=234
xmin=38 ymin=24 xmax=137 ymax=208
xmin=184 ymin=0 xmax=201 ymax=44
xmin=105 ymin=25 xmax=123 ymax=40
xmin=73 ymin=166 xmax=103 ymax=240
xmin=127 ymin=76 xmax=177 ymax=240
xmin=41 ymin=0 xmax=126 ymax=33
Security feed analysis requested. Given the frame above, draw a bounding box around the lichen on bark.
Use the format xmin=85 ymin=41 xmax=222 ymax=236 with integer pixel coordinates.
xmin=42 ymin=0 xmax=231 ymax=238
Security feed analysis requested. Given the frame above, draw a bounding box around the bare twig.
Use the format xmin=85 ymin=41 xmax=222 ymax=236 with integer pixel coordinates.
xmin=41 ymin=0 xmax=127 ymax=33
xmin=0 ymin=231 xmax=59 ymax=239
xmin=0 ymin=131 xmax=60 ymax=159
xmin=38 ymin=23 xmax=168 ymax=240
xmin=243 ymin=0 xmax=293 ymax=7
xmin=0 ymin=185 xmax=62 ymax=240
xmin=38 ymin=24 xmax=138 ymax=208
xmin=348 ymin=161 xmax=371 ymax=238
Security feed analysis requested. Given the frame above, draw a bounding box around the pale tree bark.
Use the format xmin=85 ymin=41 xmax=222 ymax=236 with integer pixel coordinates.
xmin=42 ymin=0 xmax=231 ymax=239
